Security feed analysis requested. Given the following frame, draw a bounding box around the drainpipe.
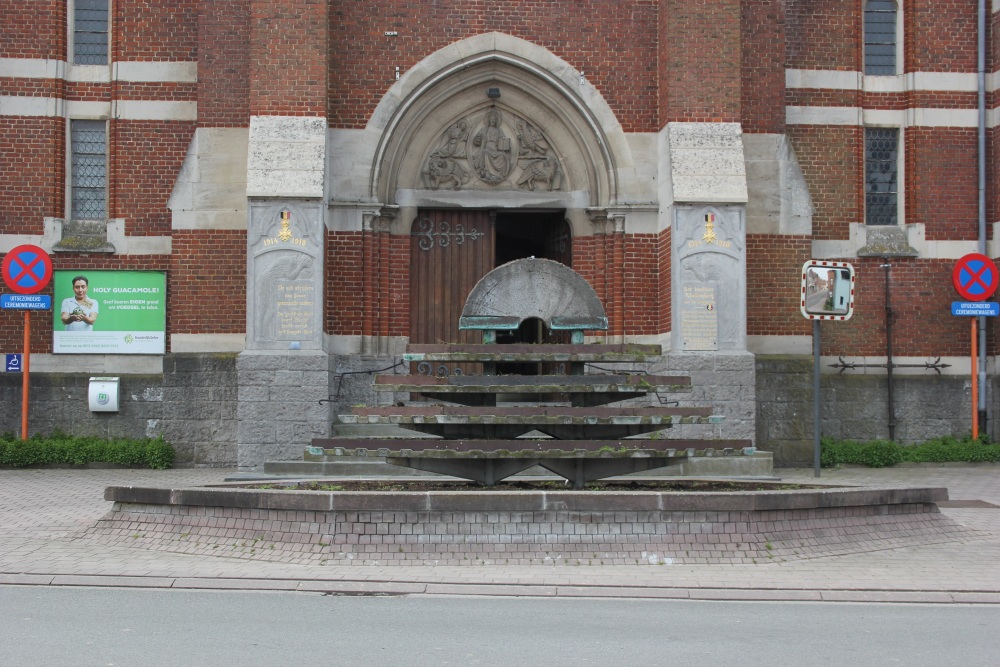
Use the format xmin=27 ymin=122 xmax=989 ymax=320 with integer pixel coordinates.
xmin=882 ymin=261 xmax=896 ymax=441
xmin=978 ymin=0 xmax=988 ymax=434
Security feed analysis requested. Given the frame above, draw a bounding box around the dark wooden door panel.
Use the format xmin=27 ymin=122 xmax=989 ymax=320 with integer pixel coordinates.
xmin=409 ymin=210 xmax=495 ymax=378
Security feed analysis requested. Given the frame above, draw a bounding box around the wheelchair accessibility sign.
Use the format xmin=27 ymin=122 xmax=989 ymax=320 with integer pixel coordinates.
xmin=5 ymin=353 xmax=23 ymax=373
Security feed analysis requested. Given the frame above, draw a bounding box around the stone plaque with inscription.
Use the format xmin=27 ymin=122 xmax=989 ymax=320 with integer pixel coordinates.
xmin=274 ymin=281 xmax=316 ymax=340
xmin=247 ymin=201 xmax=323 ymax=350
xmin=681 ymin=284 xmax=718 ymax=351
xmin=672 ymin=205 xmax=747 ymax=352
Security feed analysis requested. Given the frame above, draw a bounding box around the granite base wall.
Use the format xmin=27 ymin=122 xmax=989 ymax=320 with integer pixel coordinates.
xmin=0 ymin=353 xmax=237 ymax=466
xmin=86 ymin=500 xmax=966 ymax=566
xmin=236 ymin=351 xmax=331 ymax=470
xmin=757 ymin=355 xmax=990 ymax=466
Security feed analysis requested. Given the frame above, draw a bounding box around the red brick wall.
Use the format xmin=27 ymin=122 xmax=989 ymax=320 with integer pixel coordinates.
xmin=327 ymin=231 xmax=364 ymax=336
xmin=787 ymin=126 xmax=863 ymax=241
xmin=0 ymin=117 xmax=64 ymax=234
xmin=114 ymin=0 xmax=198 ymax=61
xmin=906 ymin=1 xmax=978 ymax=72
xmin=112 ymin=121 xmax=196 ymax=236
xmin=658 ymin=227 xmax=672 ymax=334
xmin=251 ymin=0 xmax=327 ymax=116
xmin=741 ymin=0 xmax=786 ymax=134
xmin=659 ymin=0 xmax=741 ymax=124
xmin=328 ymin=1 xmax=659 ymax=132
xmin=169 ymin=230 xmax=246 ymax=336
xmin=198 ymin=0 xmax=251 ymax=126
xmin=624 ymin=234 xmax=660 ymax=336
xmin=571 ymin=235 xmax=601 ymax=335
xmin=0 ymin=1 xmax=64 ymax=59
xmin=746 ymin=235 xmax=811 ymax=338
xmin=786 ymin=0 xmax=858 ymax=71
xmin=907 ymin=128 xmax=978 ymax=241
xmin=821 ymin=257 xmax=969 ymax=358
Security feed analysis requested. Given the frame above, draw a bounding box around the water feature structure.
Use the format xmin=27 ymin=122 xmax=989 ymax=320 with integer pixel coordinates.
xmin=311 ymin=258 xmax=755 ymax=487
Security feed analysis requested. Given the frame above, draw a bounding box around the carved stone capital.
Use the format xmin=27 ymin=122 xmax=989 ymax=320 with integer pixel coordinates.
xmin=587 ymin=208 xmax=625 ymax=235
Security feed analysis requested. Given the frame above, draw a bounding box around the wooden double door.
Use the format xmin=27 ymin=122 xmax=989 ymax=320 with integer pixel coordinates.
xmin=409 ymin=209 xmax=571 ymax=378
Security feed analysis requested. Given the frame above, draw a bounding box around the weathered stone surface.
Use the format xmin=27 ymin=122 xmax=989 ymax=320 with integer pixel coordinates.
xmin=460 ymin=258 xmax=607 ymax=329
xmin=89 ymin=483 xmax=968 ymax=566
xmin=756 ymin=356 xmax=976 ymax=465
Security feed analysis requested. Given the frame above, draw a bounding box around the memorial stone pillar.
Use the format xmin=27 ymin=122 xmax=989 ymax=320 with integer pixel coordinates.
xmin=237 ymin=0 xmax=330 ymax=469
xmin=663 ymin=122 xmax=755 ymax=446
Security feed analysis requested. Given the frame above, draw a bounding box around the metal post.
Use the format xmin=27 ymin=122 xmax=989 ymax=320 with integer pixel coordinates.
xmin=972 ymin=317 xmax=979 ymax=439
xmin=978 ymin=0 xmax=989 ymax=437
xmin=813 ymin=319 xmax=821 ymax=478
xmin=21 ymin=310 xmax=30 ymax=440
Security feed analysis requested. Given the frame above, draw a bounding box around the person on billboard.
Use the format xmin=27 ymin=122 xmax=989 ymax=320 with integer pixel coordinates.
xmin=60 ymin=275 xmax=98 ymax=331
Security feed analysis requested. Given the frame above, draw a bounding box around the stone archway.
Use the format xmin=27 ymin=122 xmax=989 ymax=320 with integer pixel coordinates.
xmin=368 ymin=32 xmax=627 ymax=211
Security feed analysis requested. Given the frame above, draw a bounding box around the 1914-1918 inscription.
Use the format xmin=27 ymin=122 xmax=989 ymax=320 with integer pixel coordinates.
xmin=681 ymin=284 xmax=718 ymax=351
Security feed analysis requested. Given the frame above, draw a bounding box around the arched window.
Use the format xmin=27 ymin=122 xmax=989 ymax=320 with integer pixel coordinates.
xmin=864 ymin=1 xmax=898 ymax=75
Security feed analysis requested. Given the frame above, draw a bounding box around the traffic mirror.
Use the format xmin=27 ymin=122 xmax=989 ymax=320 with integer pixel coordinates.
xmin=801 ymin=260 xmax=855 ymax=321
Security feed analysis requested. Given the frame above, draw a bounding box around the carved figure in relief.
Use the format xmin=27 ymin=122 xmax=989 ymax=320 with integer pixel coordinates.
xmin=423 ymin=156 xmax=471 ymax=190
xmin=516 ymin=120 xmax=548 ymax=159
xmin=471 ymin=108 xmax=512 ymax=183
xmin=432 ymin=120 xmax=469 ymax=159
xmin=516 ymin=153 xmax=562 ymax=191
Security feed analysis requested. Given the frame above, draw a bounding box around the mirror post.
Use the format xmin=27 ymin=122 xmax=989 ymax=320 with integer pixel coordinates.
xmin=813 ymin=319 xmax=821 ymax=477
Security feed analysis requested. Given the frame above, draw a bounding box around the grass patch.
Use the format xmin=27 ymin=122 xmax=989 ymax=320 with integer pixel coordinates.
xmin=820 ymin=434 xmax=1000 ymax=468
xmin=0 ymin=431 xmax=174 ymax=469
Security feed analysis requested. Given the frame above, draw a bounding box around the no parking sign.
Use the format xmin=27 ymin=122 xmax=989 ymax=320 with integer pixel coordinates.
xmin=952 ymin=253 xmax=999 ymax=302
xmin=1 ymin=244 xmax=52 ymax=294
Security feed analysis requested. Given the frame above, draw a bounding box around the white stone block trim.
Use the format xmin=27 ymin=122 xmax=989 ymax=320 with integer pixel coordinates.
xmin=1 ymin=97 xmax=197 ymax=121
xmin=22 ymin=354 xmax=164 ymax=374
xmin=748 ymin=335 xmax=813 ymax=355
xmin=171 ymin=334 xmax=246 ymax=353
xmin=785 ymin=106 xmax=860 ymax=126
xmin=112 ymin=61 xmax=198 ymax=83
xmin=0 ymin=58 xmax=197 ymax=83
xmin=786 ymin=69 xmax=979 ymax=93
xmin=788 ymin=106 xmax=982 ymax=128
xmin=0 ymin=58 xmax=65 ymax=79
xmin=114 ymin=100 xmax=197 ymax=121
xmin=810 ymin=223 xmax=997 ymax=261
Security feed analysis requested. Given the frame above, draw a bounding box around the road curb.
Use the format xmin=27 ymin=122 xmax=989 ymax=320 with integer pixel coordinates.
xmin=2 ymin=572 xmax=999 ymax=604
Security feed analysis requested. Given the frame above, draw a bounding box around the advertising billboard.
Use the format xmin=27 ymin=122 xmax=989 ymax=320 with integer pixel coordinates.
xmin=52 ymin=270 xmax=166 ymax=354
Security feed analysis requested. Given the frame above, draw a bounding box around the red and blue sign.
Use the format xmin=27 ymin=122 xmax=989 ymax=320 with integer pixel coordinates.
xmin=952 ymin=253 xmax=999 ymax=302
xmin=1 ymin=244 xmax=52 ymax=295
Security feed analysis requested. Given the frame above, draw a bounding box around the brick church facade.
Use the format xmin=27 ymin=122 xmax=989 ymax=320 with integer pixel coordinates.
xmin=1 ymin=1 xmax=997 ymax=467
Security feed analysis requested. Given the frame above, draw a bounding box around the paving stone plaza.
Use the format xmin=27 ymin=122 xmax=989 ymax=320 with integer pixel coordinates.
xmin=2 ymin=465 xmax=999 ymax=603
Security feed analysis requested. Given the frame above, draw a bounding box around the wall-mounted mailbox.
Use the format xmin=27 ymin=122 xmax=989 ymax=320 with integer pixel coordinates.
xmin=88 ymin=377 xmax=120 ymax=412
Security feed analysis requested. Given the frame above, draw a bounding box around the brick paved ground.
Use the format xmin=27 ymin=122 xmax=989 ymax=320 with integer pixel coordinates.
xmin=0 ymin=465 xmax=998 ymax=603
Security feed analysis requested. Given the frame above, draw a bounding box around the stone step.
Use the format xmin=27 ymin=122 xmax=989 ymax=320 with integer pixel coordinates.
xmin=374 ymin=374 xmax=692 ymax=393
xmin=404 ymin=343 xmax=662 ymax=364
xmin=311 ymin=438 xmax=754 ymax=455
xmin=348 ymin=405 xmax=714 ymax=419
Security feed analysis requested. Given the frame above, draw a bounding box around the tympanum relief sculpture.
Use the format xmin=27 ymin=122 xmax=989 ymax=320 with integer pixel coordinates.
xmin=421 ymin=109 xmax=564 ymax=191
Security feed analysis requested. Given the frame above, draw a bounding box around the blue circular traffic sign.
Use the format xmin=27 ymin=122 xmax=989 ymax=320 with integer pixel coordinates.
xmin=953 ymin=253 xmax=999 ymax=302
xmin=2 ymin=244 xmax=53 ymax=295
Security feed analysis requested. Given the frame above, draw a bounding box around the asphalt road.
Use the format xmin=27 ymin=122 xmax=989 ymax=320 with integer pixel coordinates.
xmin=2 ymin=587 xmax=997 ymax=666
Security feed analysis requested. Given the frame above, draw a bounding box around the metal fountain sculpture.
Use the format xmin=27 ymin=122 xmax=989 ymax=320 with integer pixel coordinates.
xmin=314 ymin=258 xmax=752 ymax=488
